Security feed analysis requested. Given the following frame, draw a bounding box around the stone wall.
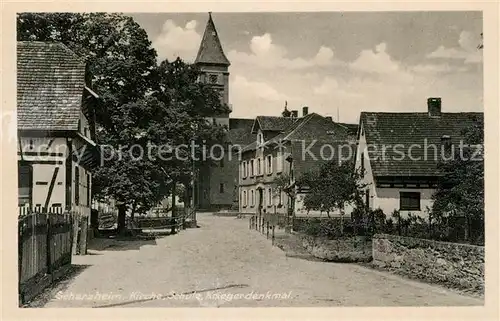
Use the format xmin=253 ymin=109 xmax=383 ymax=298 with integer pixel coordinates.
xmin=372 ymin=234 xmax=484 ymax=293
xmin=301 ymin=235 xmax=372 ymax=262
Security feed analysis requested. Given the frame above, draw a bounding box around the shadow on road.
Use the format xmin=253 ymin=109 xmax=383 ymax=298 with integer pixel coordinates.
xmin=87 ymin=236 xmax=158 ymax=252
xmin=21 ymin=264 xmax=92 ymax=308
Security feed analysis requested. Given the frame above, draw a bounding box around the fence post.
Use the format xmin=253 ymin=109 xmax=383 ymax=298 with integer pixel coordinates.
xmin=18 ymin=216 xmax=24 ymax=301
xmin=79 ymin=214 xmax=88 ymax=255
xmin=272 ymin=225 xmax=275 ymax=246
xmin=46 ymin=214 xmax=53 ymax=276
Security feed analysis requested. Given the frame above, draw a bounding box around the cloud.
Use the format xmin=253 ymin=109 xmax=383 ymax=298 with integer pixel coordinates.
xmin=410 ymin=63 xmax=468 ymax=74
xmin=230 ymin=75 xmax=292 ymax=117
xmin=314 ymin=77 xmax=339 ymax=95
xmin=349 ymin=42 xmax=401 ymax=74
xmin=427 ymin=31 xmax=482 ymax=63
xmin=231 ymin=75 xmax=289 ymax=102
xmin=227 ymin=33 xmax=336 ymax=70
xmin=152 ymin=19 xmax=201 ymax=62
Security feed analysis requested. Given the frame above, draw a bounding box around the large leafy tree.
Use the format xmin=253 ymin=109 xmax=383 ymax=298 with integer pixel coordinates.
xmin=432 ymin=122 xmax=484 ymax=243
xmin=297 ymin=160 xmax=367 ymax=234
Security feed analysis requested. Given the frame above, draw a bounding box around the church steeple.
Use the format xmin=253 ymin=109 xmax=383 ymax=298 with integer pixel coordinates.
xmin=195 ymin=12 xmax=230 ymax=66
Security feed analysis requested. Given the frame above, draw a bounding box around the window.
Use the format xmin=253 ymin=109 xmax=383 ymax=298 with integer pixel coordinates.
xmin=18 ymin=164 xmax=32 ymax=206
xmin=250 ymin=159 xmax=255 ymax=177
xmin=400 ymin=192 xmax=421 ymax=211
xmin=219 ymin=183 xmax=224 ymax=193
xmin=257 ymin=158 xmax=262 ymax=176
xmin=360 ymin=152 xmax=365 ymax=174
xmin=75 ymin=166 xmax=80 ymax=205
xmin=242 ymin=190 xmax=247 ymax=207
xmin=251 ymin=190 xmax=255 ymax=207
xmin=365 ymin=189 xmax=370 ymax=211
xmin=209 ymin=74 xmax=218 ymax=84
xmin=266 ymin=155 xmax=273 ymax=174
xmin=268 ymin=188 xmax=272 ymax=206
xmin=257 ymin=132 xmax=264 ymax=145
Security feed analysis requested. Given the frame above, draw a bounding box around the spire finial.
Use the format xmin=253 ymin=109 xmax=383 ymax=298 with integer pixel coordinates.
xmin=282 ymin=101 xmax=291 ymax=118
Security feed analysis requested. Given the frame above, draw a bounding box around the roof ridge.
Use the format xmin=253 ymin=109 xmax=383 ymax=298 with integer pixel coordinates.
xmin=18 ymin=41 xmax=85 ymax=64
xmin=282 ymin=113 xmax=315 ymax=140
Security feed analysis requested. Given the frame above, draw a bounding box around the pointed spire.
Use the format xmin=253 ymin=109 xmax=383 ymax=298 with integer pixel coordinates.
xmin=195 ymin=12 xmax=230 ymax=66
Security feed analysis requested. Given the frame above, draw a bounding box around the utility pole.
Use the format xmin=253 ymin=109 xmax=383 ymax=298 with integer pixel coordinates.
xmin=192 ymin=157 xmax=197 ymax=225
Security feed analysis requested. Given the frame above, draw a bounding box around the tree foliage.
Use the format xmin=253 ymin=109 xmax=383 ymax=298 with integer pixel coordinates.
xmin=297 ymin=160 xmax=367 ymax=216
xmin=432 ymin=122 xmax=484 ymax=242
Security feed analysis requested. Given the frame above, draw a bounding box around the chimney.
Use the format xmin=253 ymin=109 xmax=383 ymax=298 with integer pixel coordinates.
xmin=291 ymin=110 xmax=298 ymax=118
xmin=428 ymin=97 xmax=442 ymax=117
xmin=302 ymin=106 xmax=309 ymax=117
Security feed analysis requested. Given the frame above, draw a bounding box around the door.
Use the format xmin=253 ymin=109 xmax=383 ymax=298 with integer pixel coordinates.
xmin=258 ymin=188 xmax=263 ymax=215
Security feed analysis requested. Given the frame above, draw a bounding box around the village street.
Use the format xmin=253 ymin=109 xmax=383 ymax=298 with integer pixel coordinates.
xmin=41 ymin=213 xmax=482 ymax=308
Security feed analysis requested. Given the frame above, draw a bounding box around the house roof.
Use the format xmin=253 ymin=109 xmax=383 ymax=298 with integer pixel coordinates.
xmin=361 ymin=111 xmax=484 ymax=177
xmin=251 ymin=116 xmax=298 ymax=133
xmin=337 ymin=123 xmax=359 ymax=137
xmin=17 ymin=41 xmax=86 ymax=131
xmin=195 ymin=13 xmax=230 ymax=66
xmin=291 ymin=139 xmax=357 ymax=178
xmin=242 ymin=113 xmax=352 ymax=153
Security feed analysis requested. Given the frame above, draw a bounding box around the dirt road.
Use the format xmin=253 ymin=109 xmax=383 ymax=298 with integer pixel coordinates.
xmin=42 ymin=213 xmax=483 ymax=308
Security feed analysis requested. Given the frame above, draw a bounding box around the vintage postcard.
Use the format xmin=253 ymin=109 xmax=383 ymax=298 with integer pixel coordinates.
xmin=1 ymin=1 xmax=498 ymax=320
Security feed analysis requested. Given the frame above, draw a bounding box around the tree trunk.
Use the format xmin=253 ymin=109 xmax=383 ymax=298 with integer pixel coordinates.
xmin=130 ymin=202 xmax=137 ymax=221
xmin=71 ymin=213 xmax=80 ymax=255
xmin=340 ymin=210 xmax=344 ymax=236
xmin=117 ymin=204 xmax=127 ymax=234
xmin=171 ymin=183 xmax=177 ymax=234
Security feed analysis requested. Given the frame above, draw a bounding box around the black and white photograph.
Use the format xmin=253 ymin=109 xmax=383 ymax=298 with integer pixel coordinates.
xmin=4 ymin=6 xmax=494 ymax=312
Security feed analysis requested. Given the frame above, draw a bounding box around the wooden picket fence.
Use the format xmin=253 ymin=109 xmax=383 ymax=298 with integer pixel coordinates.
xmin=18 ymin=206 xmax=73 ymax=304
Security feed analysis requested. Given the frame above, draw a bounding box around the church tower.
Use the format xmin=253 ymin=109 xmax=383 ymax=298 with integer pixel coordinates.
xmin=195 ymin=12 xmax=231 ymax=127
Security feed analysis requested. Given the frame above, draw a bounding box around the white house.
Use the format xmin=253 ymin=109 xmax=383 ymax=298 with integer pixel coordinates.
xmin=355 ymin=97 xmax=483 ymax=218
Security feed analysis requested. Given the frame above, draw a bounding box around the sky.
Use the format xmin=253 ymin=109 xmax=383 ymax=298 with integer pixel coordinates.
xmin=130 ymin=12 xmax=483 ymax=124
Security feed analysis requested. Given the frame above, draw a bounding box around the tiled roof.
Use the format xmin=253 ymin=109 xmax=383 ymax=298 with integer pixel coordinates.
xmin=251 ymin=116 xmax=298 ymax=133
xmin=242 ymin=113 xmax=352 ymax=153
xmin=337 ymin=123 xmax=359 ymax=137
xmin=291 ymin=140 xmax=357 ymax=178
xmin=17 ymin=41 xmax=86 ymax=131
xmin=361 ymin=112 xmax=484 ymax=177
xmin=195 ymin=13 xmax=230 ymax=66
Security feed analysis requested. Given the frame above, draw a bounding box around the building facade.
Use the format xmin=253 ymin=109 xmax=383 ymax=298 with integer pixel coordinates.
xmin=17 ymin=41 xmax=99 ymax=217
xmin=194 ymin=13 xmax=255 ymax=210
xmin=238 ymin=107 xmax=358 ymax=216
xmin=354 ymin=97 xmax=483 ymax=218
